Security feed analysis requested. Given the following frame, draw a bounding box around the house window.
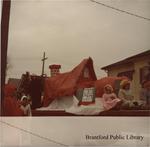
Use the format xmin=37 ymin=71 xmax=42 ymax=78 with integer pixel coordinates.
xmin=140 ymin=66 xmax=150 ymax=83
xmin=76 ymin=87 xmax=96 ymax=103
xmin=82 ymin=87 xmax=95 ymax=102
xmin=117 ymin=70 xmax=134 ymax=80
xmin=83 ymin=68 xmax=89 ymax=78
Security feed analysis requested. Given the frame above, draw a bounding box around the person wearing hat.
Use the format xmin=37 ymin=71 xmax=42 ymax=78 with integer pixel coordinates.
xmin=118 ymin=79 xmax=134 ymax=108
xmin=20 ymin=95 xmax=32 ymax=116
xmin=140 ymin=81 xmax=150 ymax=106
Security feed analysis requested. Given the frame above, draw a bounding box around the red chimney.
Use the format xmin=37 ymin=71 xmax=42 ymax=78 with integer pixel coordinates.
xmin=49 ymin=64 xmax=61 ymax=77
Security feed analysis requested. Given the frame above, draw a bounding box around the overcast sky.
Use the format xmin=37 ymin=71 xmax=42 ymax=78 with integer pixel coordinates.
xmin=7 ymin=0 xmax=150 ymax=80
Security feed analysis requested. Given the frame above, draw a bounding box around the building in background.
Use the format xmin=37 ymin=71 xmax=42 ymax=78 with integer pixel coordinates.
xmin=101 ymin=50 xmax=150 ymax=99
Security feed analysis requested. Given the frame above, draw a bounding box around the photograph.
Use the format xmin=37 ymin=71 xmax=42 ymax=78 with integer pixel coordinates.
xmin=1 ymin=0 xmax=150 ymax=146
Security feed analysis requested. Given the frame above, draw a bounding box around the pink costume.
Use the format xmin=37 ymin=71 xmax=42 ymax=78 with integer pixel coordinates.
xmin=102 ymin=93 xmax=120 ymax=110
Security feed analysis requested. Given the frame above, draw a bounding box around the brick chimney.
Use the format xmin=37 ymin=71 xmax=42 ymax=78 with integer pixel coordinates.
xmin=49 ymin=64 xmax=61 ymax=77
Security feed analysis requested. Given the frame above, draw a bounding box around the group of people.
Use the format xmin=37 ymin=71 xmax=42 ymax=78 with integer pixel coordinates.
xmin=101 ymin=79 xmax=150 ymax=111
xmin=3 ymin=78 xmax=150 ymax=116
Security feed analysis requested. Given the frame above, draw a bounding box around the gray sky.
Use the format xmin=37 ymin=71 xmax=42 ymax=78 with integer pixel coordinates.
xmin=7 ymin=0 xmax=150 ymax=79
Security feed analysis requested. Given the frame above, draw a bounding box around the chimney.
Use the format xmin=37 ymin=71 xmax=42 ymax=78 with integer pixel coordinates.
xmin=49 ymin=64 xmax=61 ymax=77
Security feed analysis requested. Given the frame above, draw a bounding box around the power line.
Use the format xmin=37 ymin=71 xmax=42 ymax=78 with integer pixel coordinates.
xmin=0 ymin=120 xmax=69 ymax=147
xmin=90 ymin=0 xmax=150 ymax=22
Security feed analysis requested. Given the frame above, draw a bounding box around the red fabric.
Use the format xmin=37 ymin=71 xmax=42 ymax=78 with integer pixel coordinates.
xmin=4 ymin=84 xmax=16 ymax=97
xmin=3 ymin=84 xmax=24 ymax=116
xmin=95 ymin=76 xmax=127 ymax=97
xmin=78 ymin=101 xmax=95 ymax=105
xmin=77 ymin=81 xmax=95 ymax=89
xmin=43 ymin=58 xmax=97 ymax=106
xmin=3 ymin=97 xmax=23 ymax=116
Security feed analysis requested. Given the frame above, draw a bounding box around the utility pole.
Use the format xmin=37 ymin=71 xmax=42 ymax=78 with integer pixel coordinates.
xmin=1 ymin=0 xmax=11 ymax=115
xmin=41 ymin=52 xmax=48 ymax=76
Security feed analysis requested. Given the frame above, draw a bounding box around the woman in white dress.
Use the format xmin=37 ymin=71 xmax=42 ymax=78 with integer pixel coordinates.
xmin=102 ymin=84 xmax=120 ymax=110
xmin=20 ymin=96 xmax=32 ymax=116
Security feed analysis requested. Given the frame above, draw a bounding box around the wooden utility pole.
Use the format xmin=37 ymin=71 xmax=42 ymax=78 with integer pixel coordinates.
xmin=1 ymin=0 xmax=11 ymax=115
xmin=41 ymin=52 xmax=48 ymax=76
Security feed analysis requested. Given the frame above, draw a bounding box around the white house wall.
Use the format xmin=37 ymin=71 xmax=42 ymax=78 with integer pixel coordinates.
xmin=107 ymin=56 xmax=150 ymax=99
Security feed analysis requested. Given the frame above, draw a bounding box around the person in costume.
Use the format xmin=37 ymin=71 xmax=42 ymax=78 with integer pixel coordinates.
xmin=140 ymin=81 xmax=150 ymax=106
xmin=20 ymin=95 xmax=32 ymax=116
xmin=118 ymin=79 xmax=135 ymax=108
xmin=102 ymin=84 xmax=121 ymax=110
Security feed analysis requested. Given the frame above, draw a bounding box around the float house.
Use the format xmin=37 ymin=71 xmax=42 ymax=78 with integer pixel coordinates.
xmin=43 ymin=57 xmax=97 ymax=107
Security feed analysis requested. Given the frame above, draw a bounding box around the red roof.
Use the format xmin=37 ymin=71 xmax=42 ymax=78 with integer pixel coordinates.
xmin=95 ymin=76 xmax=127 ymax=97
xmin=43 ymin=57 xmax=97 ymax=106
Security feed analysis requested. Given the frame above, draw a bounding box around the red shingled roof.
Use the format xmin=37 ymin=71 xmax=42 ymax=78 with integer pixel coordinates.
xmin=95 ymin=76 xmax=127 ymax=97
xmin=43 ymin=57 xmax=97 ymax=106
